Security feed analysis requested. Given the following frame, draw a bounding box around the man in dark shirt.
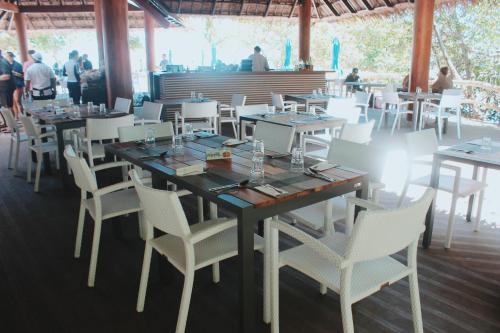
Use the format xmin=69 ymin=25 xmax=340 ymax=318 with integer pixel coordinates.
xmin=6 ymin=52 xmax=25 ymax=117
xmin=82 ymin=54 xmax=93 ymax=71
xmin=0 ymin=49 xmax=14 ymax=108
xmin=345 ymin=67 xmax=362 ymax=92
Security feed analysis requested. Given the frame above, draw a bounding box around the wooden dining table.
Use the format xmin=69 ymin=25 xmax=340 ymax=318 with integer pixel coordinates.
xmin=398 ymin=91 xmax=442 ymax=131
xmin=284 ymin=93 xmax=335 ymax=111
xmin=25 ymin=105 xmax=128 ymax=188
xmin=105 ymin=134 xmax=369 ymax=332
xmin=423 ymin=139 xmax=500 ymax=248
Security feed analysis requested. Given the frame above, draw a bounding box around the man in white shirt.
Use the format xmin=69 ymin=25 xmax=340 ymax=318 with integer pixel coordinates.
xmin=248 ymin=46 xmax=270 ymax=72
xmin=63 ymin=50 xmax=81 ymax=104
xmin=25 ymin=52 xmax=56 ymax=100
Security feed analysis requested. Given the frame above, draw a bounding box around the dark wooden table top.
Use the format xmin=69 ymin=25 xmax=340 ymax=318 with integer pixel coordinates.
xmin=239 ymin=113 xmax=345 ymax=133
xmin=26 ymin=106 xmax=128 ymax=124
xmin=106 ymin=135 xmax=367 ymax=210
xmin=155 ymin=97 xmax=214 ymax=106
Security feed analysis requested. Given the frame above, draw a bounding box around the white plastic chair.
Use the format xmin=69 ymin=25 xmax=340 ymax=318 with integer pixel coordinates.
xmin=64 ymin=145 xmax=142 ymax=287
xmin=399 ymin=129 xmax=487 ymax=248
xmin=289 ymin=137 xmax=385 ymax=233
xmin=268 ymin=188 xmax=435 ymax=333
xmin=378 ymin=92 xmax=414 ymax=135
xmin=134 ymin=101 xmax=163 ymax=125
xmin=20 ymin=116 xmax=60 ymax=192
xmin=130 ymin=169 xmax=264 ymax=333
xmin=271 ymin=93 xmax=304 ymax=113
xmin=235 ymin=104 xmax=273 ymax=140
xmin=420 ymin=89 xmax=463 ymax=140
xmin=76 ymin=115 xmax=135 ymax=167
xmin=218 ymin=94 xmax=246 ymax=138
xmin=175 ymin=101 xmax=219 ymax=135
xmin=114 ymin=97 xmax=132 ymax=113
xmin=253 ymin=121 xmax=296 ymax=154
xmin=354 ymin=91 xmax=372 ymax=122
xmin=1 ymin=108 xmax=28 ymax=174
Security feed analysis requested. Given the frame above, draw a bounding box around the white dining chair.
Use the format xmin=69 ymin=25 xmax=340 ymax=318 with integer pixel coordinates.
xmin=235 ymin=104 xmax=273 ymax=140
xmin=271 ymin=93 xmax=304 ymax=113
xmin=1 ymin=108 xmax=28 ymax=174
xmin=114 ymin=97 xmax=132 ymax=113
xmin=253 ymin=121 xmax=296 ymax=154
xmin=134 ymin=101 xmax=163 ymax=125
xmin=20 ymin=116 xmax=60 ymax=192
xmin=175 ymin=101 xmax=219 ymax=135
xmin=64 ymin=145 xmax=142 ymax=287
xmin=420 ymin=89 xmax=463 ymax=140
xmin=267 ymin=188 xmax=435 ymax=333
xmin=130 ymin=169 xmax=264 ymax=333
xmin=354 ymin=91 xmax=372 ymax=122
xmin=399 ymin=129 xmax=487 ymax=248
xmin=218 ymin=94 xmax=246 ymax=137
xmin=378 ymin=92 xmax=414 ymax=135
xmin=75 ymin=115 xmax=135 ymax=167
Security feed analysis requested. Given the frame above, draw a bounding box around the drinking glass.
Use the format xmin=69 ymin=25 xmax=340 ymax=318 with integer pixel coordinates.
xmin=318 ymin=88 xmax=323 ymax=96
xmin=290 ymin=147 xmax=304 ymax=173
xmin=144 ymin=128 xmax=156 ymax=148
xmin=197 ymin=92 xmax=204 ymax=100
xmin=99 ymin=103 xmax=106 ymax=114
xmin=289 ymin=107 xmax=297 ymax=122
xmin=184 ymin=123 xmax=195 ymax=140
xmin=481 ymin=137 xmax=492 ymax=151
xmin=312 ymin=89 xmax=317 ymax=97
xmin=87 ymin=101 xmax=94 ymax=112
xmin=72 ymin=105 xmax=81 ymax=118
xmin=253 ymin=139 xmax=264 ymax=155
xmin=190 ymin=91 xmax=196 ymax=100
xmin=173 ymin=134 xmax=184 ymax=155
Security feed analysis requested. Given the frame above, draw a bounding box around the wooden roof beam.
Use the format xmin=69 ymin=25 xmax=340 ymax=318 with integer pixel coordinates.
xmin=322 ymin=0 xmax=340 ymax=16
xmin=289 ymin=0 xmax=299 ymax=18
xmin=132 ymin=0 xmax=182 ymax=27
xmin=341 ymin=0 xmax=356 ymax=13
xmin=382 ymin=0 xmax=393 ymax=7
xmin=360 ymin=0 xmax=373 ymax=10
xmin=211 ymin=0 xmax=217 ymax=15
xmin=0 ymin=1 xmax=19 ymax=13
xmin=19 ymin=5 xmax=141 ymax=13
xmin=239 ymin=0 xmax=244 ymax=15
xmin=264 ymin=0 xmax=272 ymax=17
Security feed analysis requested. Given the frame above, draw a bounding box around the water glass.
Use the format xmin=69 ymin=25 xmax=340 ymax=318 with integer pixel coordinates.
xmin=253 ymin=139 xmax=265 ymax=155
xmin=99 ymin=103 xmax=106 ymax=114
xmin=318 ymin=88 xmax=323 ymax=96
xmin=190 ymin=91 xmax=196 ymax=100
xmin=290 ymin=147 xmax=304 ymax=173
xmin=87 ymin=101 xmax=94 ymax=112
xmin=144 ymin=128 xmax=156 ymax=148
xmin=312 ymin=89 xmax=317 ymax=97
xmin=481 ymin=137 xmax=492 ymax=151
xmin=184 ymin=123 xmax=195 ymax=140
xmin=197 ymin=92 xmax=204 ymax=100
xmin=289 ymin=107 xmax=297 ymax=122
xmin=250 ymin=139 xmax=265 ymax=183
xmin=173 ymin=134 xmax=184 ymax=155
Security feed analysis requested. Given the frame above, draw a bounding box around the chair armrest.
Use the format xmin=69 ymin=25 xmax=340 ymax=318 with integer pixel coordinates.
xmin=188 ymin=218 xmax=237 ymax=244
xmin=94 ymin=180 xmax=134 ymax=197
xmin=283 ymin=100 xmax=297 ymax=105
xmin=272 ymin=220 xmax=345 ymax=268
xmin=345 ymin=197 xmax=384 ymax=236
xmin=91 ymin=160 xmax=131 ymax=172
xmin=134 ymin=119 xmax=162 ymax=125
xmin=303 ymin=134 xmax=331 ymax=145
xmin=413 ymin=160 xmax=461 ymax=174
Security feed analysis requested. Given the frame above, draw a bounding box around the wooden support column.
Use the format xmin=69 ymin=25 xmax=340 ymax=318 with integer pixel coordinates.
xmin=13 ymin=13 xmax=28 ymax=62
xmin=144 ymin=12 xmax=156 ymax=72
xmin=100 ymin=0 xmax=133 ymax=110
xmin=409 ymin=0 xmax=435 ymax=92
xmin=299 ymin=0 xmax=311 ymax=62
xmin=94 ymin=0 xmax=105 ymax=69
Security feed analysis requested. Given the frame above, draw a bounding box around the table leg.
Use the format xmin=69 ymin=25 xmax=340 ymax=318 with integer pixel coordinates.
xmin=466 ymin=165 xmax=479 ymax=222
xmin=423 ymin=157 xmax=441 ymax=248
xmin=238 ymin=210 xmax=255 ymax=333
xmin=55 ymin=127 xmax=71 ymax=189
xmin=413 ymin=99 xmax=420 ymax=132
xmin=355 ymin=175 xmax=370 ymax=217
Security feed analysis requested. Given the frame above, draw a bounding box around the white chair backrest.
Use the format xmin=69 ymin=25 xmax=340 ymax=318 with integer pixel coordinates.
xmin=1 ymin=108 xmax=17 ymax=131
xmin=230 ymin=94 xmax=247 ymax=108
xmin=64 ymin=145 xmax=98 ymax=193
xmin=346 ymin=188 xmax=435 ymax=263
xmin=181 ymin=101 xmax=218 ymax=119
xmin=130 ymin=169 xmax=191 ymax=238
xmin=253 ymin=121 xmax=295 ymax=154
xmin=326 ymin=138 xmax=385 ymax=183
xmin=118 ymin=122 xmax=174 ymax=142
xmin=86 ymin=114 xmax=135 ymax=141
xmin=354 ymin=92 xmax=371 ymax=105
xmin=235 ymin=104 xmax=270 ymax=121
xmin=20 ymin=116 xmax=39 ymax=137
xmin=404 ymin=129 xmax=438 ymax=158
xmin=141 ymin=101 xmax=163 ymax=121
xmin=439 ymin=90 xmax=462 ymax=109
xmin=382 ymin=84 xmax=395 ymax=93
xmin=271 ymin=93 xmax=285 ymax=108
xmin=114 ymin=97 xmax=132 ymax=113
xmin=325 ymin=98 xmax=360 ymax=124
xmin=339 ymin=119 xmax=375 ymax=144
xmin=382 ymin=92 xmax=400 ymax=105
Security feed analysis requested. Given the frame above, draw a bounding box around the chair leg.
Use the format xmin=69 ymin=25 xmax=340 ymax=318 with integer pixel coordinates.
xmin=263 ymin=217 xmax=273 ymax=324
xmin=7 ymin=139 xmax=14 ymax=169
xmin=474 ymin=168 xmax=487 ymax=232
xmin=320 ymin=284 xmax=327 ymax=295
xmin=409 ymin=271 xmax=424 ymax=333
xmin=390 ymin=113 xmax=399 ymax=136
xmin=444 ymin=196 xmax=458 ymax=249
xmin=176 ymin=268 xmax=195 ymax=333
xmin=270 ymin=224 xmax=280 ymax=333
xmin=74 ymin=202 xmax=86 ymax=258
xmin=136 ymin=243 xmax=153 ymax=312
xmin=437 ymin=118 xmax=443 ymax=141
xmin=55 ymin=149 xmax=60 ymax=170
xmin=364 ymin=107 xmax=368 ymax=122
xmin=87 ymin=218 xmax=103 ymax=287
xmin=34 ymin=153 xmax=42 ymax=192
xmin=27 ymin=149 xmax=32 ymax=183
xmin=456 ymin=111 xmax=462 ymax=140
xmin=340 ymin=295 xmax=354 ymax=333
xmin=209 ymin=202 xmax=220 ymax=283
xmin=231 ymin=121 xmax=238 ymax=138
xmin=14 ymin=141 xmax=21 ymax=174
xmin=377 ymin=111 xmax=384 ymax=131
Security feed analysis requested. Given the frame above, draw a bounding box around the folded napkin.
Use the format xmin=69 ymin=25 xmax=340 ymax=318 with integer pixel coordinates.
xmin=176 ymin=163 xmax=205 ymax=177
xmin=254 ymin=184 xmax=288 ymax=198
xmin=310 ymin=162 xmax=338 ymax=172
xmin=223 ymin=139 xmax=247 ymax=146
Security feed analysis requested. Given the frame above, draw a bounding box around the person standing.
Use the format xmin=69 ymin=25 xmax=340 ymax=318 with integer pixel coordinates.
xmin=23 ymin=50 xmax=36 ymax=74
xmin=159 ymin=53 xmax=169 ymax=71
xmin=82 ymin=54 xmax=93 ymax=71
xmin=63 ymin=50 xmax=81 ymax=105
xmin=25 ymin=52 xmax=57 ymax=101
xmin=248 ymin=46 xmax=270 ymax=72
xmin=5 ymin=52 xmax=24 ymax=118
xmin=0 ymin=49 xmax=14 ymax=109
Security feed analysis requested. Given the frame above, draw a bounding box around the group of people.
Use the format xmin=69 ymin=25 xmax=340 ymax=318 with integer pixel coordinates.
xmin=0 ymin=49 xmax=94 ymax=119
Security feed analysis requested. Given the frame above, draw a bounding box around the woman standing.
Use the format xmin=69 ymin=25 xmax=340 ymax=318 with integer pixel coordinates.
xmin=5 ymin=52 xmax=24 ymax=118
xmin=63 ymin=50 xmax=81 ymax=105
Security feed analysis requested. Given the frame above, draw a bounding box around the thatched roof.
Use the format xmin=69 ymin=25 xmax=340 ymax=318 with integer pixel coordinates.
xmin=0 ymin=0 xmax=470 ymax=30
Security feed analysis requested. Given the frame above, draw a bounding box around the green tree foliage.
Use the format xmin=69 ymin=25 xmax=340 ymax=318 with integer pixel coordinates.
xmin=28 ymin=32 xmax=66 ymax=54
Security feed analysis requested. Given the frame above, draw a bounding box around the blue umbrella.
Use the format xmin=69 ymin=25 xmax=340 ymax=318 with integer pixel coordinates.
xmin=283 ymin=39 xmax=292 ymax=69
xmin=211 ymin=44 xmax=217 ymax=68
xmin=331 ymin=37 xmax=340 ymax=71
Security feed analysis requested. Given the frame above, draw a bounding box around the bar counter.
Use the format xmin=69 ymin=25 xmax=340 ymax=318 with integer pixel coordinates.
xmin=150 ymin=71 xmax=329 ymax=120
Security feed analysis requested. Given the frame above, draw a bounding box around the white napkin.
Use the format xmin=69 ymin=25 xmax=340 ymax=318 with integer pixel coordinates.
xmin=254 ymin=184 xmax=288 ymax=197
xmin=310 ymin=162 xmax=338 ymax=172
xmin=176 ymin=164 xmax=204 ymax=177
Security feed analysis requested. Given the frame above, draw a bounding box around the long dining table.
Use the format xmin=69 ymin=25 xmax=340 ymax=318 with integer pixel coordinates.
xmin=105 ymin=134 xmax=369 ymax=332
